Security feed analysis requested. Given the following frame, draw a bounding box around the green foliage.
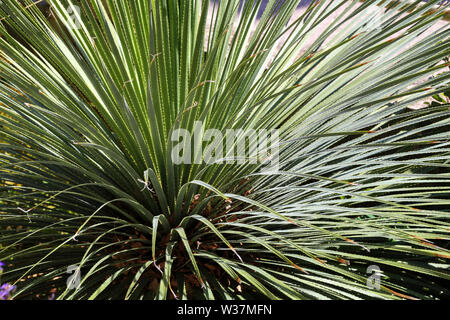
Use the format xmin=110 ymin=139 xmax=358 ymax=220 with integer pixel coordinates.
xmin=0 ymin=0 xmax=449 ymax=300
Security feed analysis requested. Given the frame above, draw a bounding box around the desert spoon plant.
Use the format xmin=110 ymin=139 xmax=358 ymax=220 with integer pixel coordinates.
xmin=0 ymin=0 xmax=449 ymax=300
